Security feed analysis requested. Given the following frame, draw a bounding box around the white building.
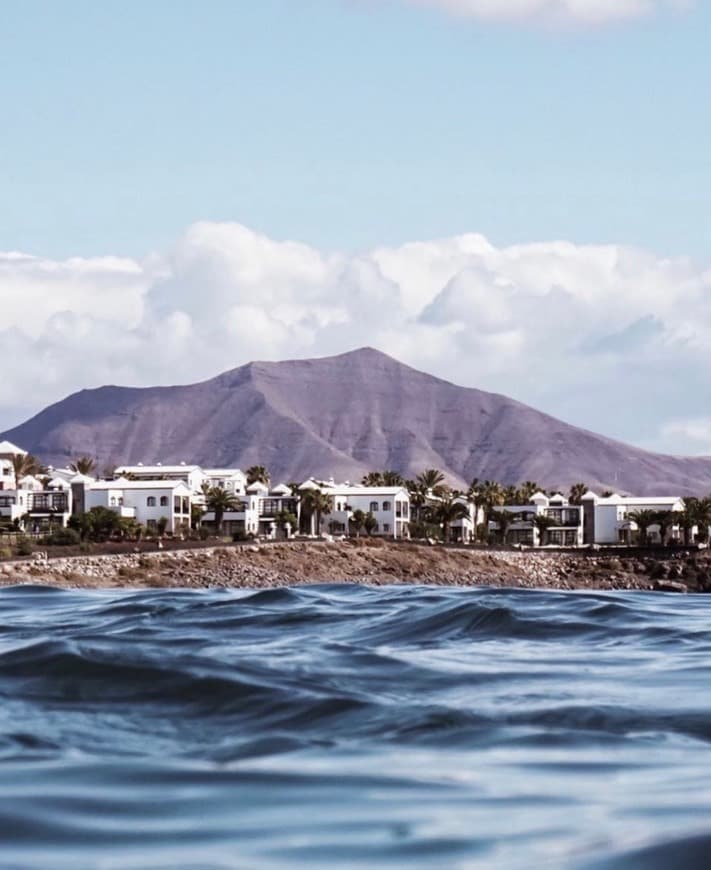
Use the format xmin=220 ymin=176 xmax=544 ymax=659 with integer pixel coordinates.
xmin=202 ymin=481 xmax=299 ymax=538
xmin=0 ymin=477 xmax=73 ymax=531
xmin=114 ymin=463 xmax=206 ymax=494
xmin=0 ymin=440 xmax=27 ymax=491
xmin=85 ymin=478 xmax=194 ymax=534
xmin=488 ymin=492 xmax=585 ymax=547
xmin=303 ymin=481 xmax=411 ymax=539
xmin=582 ymin=492 xmax=685 ymax=545
xmin=201 ymin=469 xmax=247 ymax=496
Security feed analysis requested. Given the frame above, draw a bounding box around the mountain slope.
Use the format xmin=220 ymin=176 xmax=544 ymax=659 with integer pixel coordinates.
xmin=3 ymin=347 xmax=711 ymax=494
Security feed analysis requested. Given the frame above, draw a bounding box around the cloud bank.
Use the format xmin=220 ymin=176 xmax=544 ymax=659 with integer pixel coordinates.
xmin=2 ymin=221 xmax=710 ymax=454
xmin=404 ymin=0 xmax=690 ymax=25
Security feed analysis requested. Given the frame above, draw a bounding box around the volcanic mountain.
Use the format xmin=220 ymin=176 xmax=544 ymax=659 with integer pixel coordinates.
xmin=3 ymin=347 xmax=711 ymax=494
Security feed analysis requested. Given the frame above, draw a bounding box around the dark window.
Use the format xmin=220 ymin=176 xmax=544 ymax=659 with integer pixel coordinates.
xmin=370 ymin=502 xmax=378 ymax=513
xmin=147 ymin=497 xmax=156 ymax=507
xmin=160 ymin=496 xmax=169 ymax=507
xmin=382 ymin=501 xmax=391 ymax=511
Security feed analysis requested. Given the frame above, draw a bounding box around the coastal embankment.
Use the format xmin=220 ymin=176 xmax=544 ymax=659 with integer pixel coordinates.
xmin=0 ymin=539 xmax=708 ymax=592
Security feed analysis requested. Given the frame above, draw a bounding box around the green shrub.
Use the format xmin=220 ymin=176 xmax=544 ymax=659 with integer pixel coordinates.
xmin=199 ymin=527 xmax=210 ymax=540
xmin=15 ymin=537 xmax=33 ymax=557
xmin=43 ymin=528 xmax=81 ymax=547
xmin=0 ymin=547 xmax=12 ymax=560
xmin=232 ymin=530 xmax=249 ymax=542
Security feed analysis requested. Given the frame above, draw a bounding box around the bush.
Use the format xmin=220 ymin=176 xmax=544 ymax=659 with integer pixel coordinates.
xmin=232 ymin=530 xmax=249 ymax=542
xmin=42 ymin=528 xmax=81 ymax=547
xmin=198 ymin=527 xmax=210 ymax=540
xmin=0 ymin=547 xmax=11 ymax=560
xmin=15 ymin=536 xmax=33 ymax=557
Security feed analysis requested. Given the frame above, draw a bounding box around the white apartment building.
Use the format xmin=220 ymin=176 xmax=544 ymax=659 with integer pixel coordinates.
xmin=85 ymin=478 xmax=193 ymax=534
xmin=488 ymin=492 xmax=585 ymax=547
xmin=202 ymin=481 xmax=299 ymax=538
xmin=201 ymin=468 xmax=247 ymax=496
xmin=114 ymin=463 xmax=206 ymax=493
xmin=305 ymin=481 xmax=411 ymax=539
xmin=0 ymin=477 xmax=73 ymax=531
xmin=582 ymin=492 xmax=685 ymax=545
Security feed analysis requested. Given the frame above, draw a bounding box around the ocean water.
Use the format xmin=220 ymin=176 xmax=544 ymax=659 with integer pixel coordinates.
xmin=0 ymin=584 xmax=710 ymax=869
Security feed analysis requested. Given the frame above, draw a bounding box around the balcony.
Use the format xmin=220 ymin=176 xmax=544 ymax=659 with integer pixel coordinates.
xmin=28 ymin=495 xmax=68 ymax=514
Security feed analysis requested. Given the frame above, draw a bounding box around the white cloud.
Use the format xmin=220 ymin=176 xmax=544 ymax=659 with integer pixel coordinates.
xmin=403 ymin=0 xmax=691 ymax=25
xmin=2 ymin=220 xmax=711 ymax=453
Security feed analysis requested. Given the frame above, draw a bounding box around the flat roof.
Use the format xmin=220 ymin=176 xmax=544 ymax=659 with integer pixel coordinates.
xmin=90 ymin=479 xmax=192 ymax=492
xmin=115 ymin=465 xmax=201 ymax=474
xmin=323 ymin=486 xmax=409 ymax=496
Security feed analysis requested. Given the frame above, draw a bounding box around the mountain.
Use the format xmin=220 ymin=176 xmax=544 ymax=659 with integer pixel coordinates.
xmin=3 ymin=347 xmax=711 ymax=494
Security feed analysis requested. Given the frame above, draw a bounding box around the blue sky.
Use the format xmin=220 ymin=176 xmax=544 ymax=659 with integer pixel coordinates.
xmin=2 ymin=0 xmax=709 ymax=258
xmin=2 ymin=0 xmax=711 ymax=457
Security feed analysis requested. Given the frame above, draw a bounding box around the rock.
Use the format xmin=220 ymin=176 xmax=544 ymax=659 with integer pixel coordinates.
xmin=653 ymin=580 xmax=688 ymax=593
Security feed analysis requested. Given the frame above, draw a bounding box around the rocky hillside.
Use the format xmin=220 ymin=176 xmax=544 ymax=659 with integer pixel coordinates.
xmin=4 ymin=347 xmax=711 ymax=494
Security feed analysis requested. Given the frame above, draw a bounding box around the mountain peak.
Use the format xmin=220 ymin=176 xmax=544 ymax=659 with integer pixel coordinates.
xmin=3 ymin=350 xmax=711 ymax=494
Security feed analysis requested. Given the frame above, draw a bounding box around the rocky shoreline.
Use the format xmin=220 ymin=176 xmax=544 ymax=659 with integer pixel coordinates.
xmin=0 ymin=539 xmax=709 ymax=593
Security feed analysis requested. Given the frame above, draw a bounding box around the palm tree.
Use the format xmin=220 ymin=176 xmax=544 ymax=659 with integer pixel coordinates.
xmin=11 ymin=453 xmax=43 ymax=484
xmin=676 ymin=505 xmax=696 ymax=546
xmin=206 ymin=486 xmax=241 ymax=534
xmin=70 ymin=456 xmax=96 ymax=476
xmin=382 ymin=470 xmax=405 ymax=486
xmin=503 ymin=484 xmax=519 ymax=505
xmin=427 ymin=497 xmax=468 ymax=544
xmin=519 ymin=481 xmax=540 ymax=502
xmin=349 ymin=509 xmax=367 ymax=537
xmin=300 ymin=489 xmax=333 ymax=536
xmin=532 ymin=514 xmax=558 ymax=546
xmin=478 ymin=480 xmax=505 ymax=541
xmin=652 ymin=510 xmax=675 ymax=547
xmin=489 ymin=509 xmax=514 ymax=545
xmin=692 ymin=497 xmax=711 ymax=544
xmin=568 ymin=483 xmax=588 ymax=505
xmin=361 ymin=472 xmax=384 ymax=486
xmin=406 ymin=479 xmax=428 ymax=523
xmin=627 ymin=509 xmax=658 ymax=547
xmin=363 ymin=512 xmax=378 ymax=536
xmin=246 ymin=465 xmax=270 ymax=486
xmin=274 ymin=510 xmax=298 ymax=538
xmin=417 ymin=468 xmax=446 ymax=494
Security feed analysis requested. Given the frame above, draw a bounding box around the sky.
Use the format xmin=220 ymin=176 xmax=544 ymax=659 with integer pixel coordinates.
xmin=1 ymin=0 xmax=710 ymax=455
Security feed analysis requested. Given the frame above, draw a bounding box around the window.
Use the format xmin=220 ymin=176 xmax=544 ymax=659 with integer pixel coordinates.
xmin=160 ymin=496 xmax=169 ymax=507
xmin=370 ymin=502 xmax=378 ymax=513
xmin=110 ymin=497 xmax=117 ymax=506
xmin=382 ymin=501 xmax=391 ymax=511
xmin=147 ymin=497 xmax=156 ymax=507
xmin=147 ymin=519 xmax=157 ymax=530
xmin=383 ymin=524 xmax=390 ymax=533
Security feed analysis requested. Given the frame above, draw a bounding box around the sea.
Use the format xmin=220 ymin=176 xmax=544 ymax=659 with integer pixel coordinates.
xmin=0 ymin=583 xmax=710 ymax=869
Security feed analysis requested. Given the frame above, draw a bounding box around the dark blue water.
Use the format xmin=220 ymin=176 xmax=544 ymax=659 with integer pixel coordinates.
xmin=0 ymin=584 xmax=710 ymax=868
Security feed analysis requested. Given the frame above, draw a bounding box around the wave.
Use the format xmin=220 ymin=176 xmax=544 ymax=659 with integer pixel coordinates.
xmin=0 ymin=583 xmax=710 ymax=867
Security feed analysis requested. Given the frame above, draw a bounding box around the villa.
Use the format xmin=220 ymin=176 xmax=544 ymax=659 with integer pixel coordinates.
xmin=489 ymin=492 xmax=584 ymax=547
xmin=582 ymin=492 xmax=685 ymax=545
xmin=300 ymin=480 xmax=412 ymax=539
xmin=84 ymin=478 xmax=193 ymax=534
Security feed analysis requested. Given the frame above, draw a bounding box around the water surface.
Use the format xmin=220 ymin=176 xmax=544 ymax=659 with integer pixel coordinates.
xmin=0 ymin=583 xmax=709 ymax=868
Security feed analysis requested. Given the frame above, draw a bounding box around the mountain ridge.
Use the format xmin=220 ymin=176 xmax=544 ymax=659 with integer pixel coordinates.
xmin=3 ymin=347 xmax=711 ymax=495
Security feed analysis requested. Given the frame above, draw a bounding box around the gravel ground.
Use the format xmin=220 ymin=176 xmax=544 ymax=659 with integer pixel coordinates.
xmin=1 ymin=539 xmax=708 ymax=593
